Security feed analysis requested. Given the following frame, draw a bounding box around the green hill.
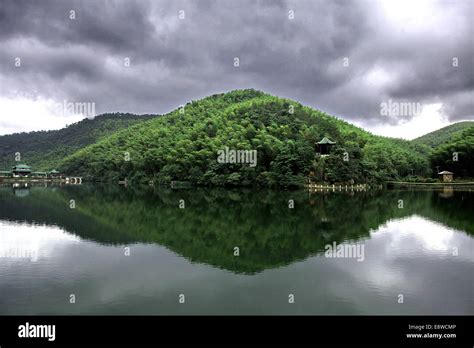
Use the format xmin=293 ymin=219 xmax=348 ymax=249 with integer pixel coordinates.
xmin=429 ymin=126 xmax=474 ymax=178
xmin=412 ymin=121 xmax=474 ymax=149
xmin=60 ymin=89 xmax=430 ymax=186
xmin=0 ymin=113 xmax=158 ymax=171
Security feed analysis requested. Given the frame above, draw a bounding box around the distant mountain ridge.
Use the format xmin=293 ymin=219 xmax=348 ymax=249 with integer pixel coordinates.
xmin=412 ymin=121 xmax=474 ymax=149
xmin=0 ymin=113 xmax=158 ymax=171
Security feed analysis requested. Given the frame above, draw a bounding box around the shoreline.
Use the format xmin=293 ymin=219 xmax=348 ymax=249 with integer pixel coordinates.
xmin=0 ymin=177 xmax=82 ymax=184
xmin=386 ymin=181 xmax=474 ymax=186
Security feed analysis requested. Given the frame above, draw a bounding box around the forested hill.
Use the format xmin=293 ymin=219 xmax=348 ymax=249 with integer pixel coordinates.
xmin=60 ymin=89 xmax=431 ymax=186
xmin=0 ymin=113 xmax=157 ymax=171
xmin=429 ymin=126 xmax=474 ymax=178
xmin=412 ymin=121 xmax=474 ymax=149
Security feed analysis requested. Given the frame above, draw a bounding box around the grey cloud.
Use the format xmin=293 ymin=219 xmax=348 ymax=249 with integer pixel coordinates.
xmin=0 ymin=0 xmax=472 ymax=126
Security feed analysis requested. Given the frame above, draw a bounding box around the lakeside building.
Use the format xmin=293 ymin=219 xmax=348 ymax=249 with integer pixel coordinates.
xmin=48 ymin=169 xmax=61 ymax=178
xmin=0 ymin=170 xmax=12 ymax=178
xmin=12 ymin=164 xmax=32 ymax=177
xmin=438 ymin=170 xmax=454 ymax=182
xmin=32 ymin=171 xmax=47 ymax=178
xmin=0 ymin=164 xmax=64 ymax=180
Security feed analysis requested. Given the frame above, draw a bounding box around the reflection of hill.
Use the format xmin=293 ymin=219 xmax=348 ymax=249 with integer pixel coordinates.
xmin=0 ymin=186 xmax=472 ymax=274
xmin=424 ymin=192 xmax=474 ymax=235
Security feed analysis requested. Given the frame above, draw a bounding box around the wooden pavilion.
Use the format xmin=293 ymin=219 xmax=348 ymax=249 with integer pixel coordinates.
xmin=317 ymin=137 xmax=336 ymax=155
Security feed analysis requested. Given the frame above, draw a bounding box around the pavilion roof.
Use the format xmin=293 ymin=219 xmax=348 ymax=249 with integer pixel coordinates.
xmin=317 ymin=137 xmax=336 ymax=145
xmin=12 ymin=164 xmax=31 ymax=169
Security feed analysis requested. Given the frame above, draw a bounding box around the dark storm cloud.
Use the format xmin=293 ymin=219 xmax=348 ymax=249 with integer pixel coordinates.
xmin=0 ymin=0 xmax=472 ymax=128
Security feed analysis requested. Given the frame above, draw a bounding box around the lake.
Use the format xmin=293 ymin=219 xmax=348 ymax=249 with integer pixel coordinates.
xmin=0 ymin=184 xmax=472 ymax=315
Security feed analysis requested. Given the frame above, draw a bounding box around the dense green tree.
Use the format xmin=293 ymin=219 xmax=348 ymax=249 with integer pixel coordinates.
xmin=8 ymin=90 xmax=471 ymax=186
xmin=413 ymin=121 xmax=473 ymax=149
xmin=0 ymin=113 xmax=157 ymax=171
xmin=430 ymin=127 xmax=474 ymax=178
xmin=56 ymin=90 xmax=436 ymax=186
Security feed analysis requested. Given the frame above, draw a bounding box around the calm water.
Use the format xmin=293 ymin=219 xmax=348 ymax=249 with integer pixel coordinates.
xmin=0 ymin=184 xmax=472 ymax=315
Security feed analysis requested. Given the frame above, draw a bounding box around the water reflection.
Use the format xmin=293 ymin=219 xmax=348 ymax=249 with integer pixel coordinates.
xmin=0 ymin=221 xmax=80 ymax=262
xmin=0 ymin=185 xmax=472 ymax=314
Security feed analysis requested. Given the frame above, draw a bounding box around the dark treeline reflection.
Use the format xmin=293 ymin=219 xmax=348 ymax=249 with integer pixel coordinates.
xmin=0 ymin=184 xmax=472 ymax=273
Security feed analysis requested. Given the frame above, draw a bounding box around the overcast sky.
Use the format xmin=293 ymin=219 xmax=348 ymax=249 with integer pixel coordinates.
xmin=0 ymin=0 xmax=473 ymax=139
